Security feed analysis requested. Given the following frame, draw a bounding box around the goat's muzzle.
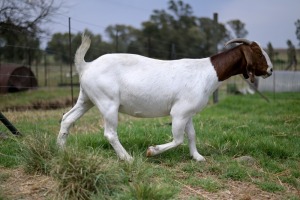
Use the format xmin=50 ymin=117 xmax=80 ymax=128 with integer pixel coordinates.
xmin=263 ymin=68 xmax=273 ymax=79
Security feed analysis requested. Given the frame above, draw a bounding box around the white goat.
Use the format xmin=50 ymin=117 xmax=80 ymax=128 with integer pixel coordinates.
xmin=57 ymin=35 xmax=273 ymax=162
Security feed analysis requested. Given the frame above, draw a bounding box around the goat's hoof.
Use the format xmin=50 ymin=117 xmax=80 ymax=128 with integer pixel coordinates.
xmin=126 ymin=156 xmax=134 ymax=163
xmin=56 ymin=140 xmax=66 ymax=149
xmin=146 ymin=146 xmax=157 ymax=157
xmin=119 ymin=155 xmax=134 ymax=163
xmin=146 ymin=147 xmax=153 ymax=157
xmin=120 ymin=153 xmax=134 ymax=162
xmin=192 ymin=153 xmax=206 ymax=162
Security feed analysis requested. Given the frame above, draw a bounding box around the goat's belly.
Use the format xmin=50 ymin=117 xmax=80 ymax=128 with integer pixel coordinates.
xmin=118 ymin=97 xmax=171 ymax=118
xmin=119 ymin=106 xmax=169 ymax=118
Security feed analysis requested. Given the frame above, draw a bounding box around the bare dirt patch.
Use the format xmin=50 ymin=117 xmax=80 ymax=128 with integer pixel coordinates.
xmin=178 ymin=178 xmax=300 ymax=200
xmin=2 ymin=97 xmax=75 ymax=112
xmin=0 ymin=167 xmax=299 ymax=199
xmin=0 ymin=167 xmax=57 ymax=200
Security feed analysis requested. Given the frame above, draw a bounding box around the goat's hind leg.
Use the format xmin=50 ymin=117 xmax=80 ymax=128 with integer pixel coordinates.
xmin=57 ymin=90 xmax=93 ymax=148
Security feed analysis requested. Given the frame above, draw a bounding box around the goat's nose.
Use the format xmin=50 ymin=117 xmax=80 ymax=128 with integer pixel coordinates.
xmin=267 ymin=67 xmax=273 ymax=76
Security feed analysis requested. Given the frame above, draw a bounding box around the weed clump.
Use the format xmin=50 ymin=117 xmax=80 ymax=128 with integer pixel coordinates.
xmin=19 ymin=133 xmax=57 ymax=175
xmin=17 ymin=133 xmax=176 ymax=199
xmin=51 ymin=149 xmax=123 ymax=200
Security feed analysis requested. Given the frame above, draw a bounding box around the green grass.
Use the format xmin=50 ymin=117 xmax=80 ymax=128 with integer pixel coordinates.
xmin=0 ymin=92 xmax=299 ymax=199
xmin=19 ymin=132 xmax=58 ymax=175
xmin=255 ymin=181 xmax=285 ymax=192
xmin=0 ymin=136 xmax=20 ymax=168
xmin=184 ymin=176 xmax=224 ymax=192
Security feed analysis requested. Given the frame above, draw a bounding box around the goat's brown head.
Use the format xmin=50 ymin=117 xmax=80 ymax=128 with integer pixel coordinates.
xmin=225 ymin=38 xmax=273 ymax=83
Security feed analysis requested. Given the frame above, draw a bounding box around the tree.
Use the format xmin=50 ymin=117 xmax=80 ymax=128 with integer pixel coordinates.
xmin=46 ymin=32 xmax=72 ymax=64
xmin=0 ymin=0 xmax=62 ymax=34
xmin=141 ymin=9 xmax=176 ymax=59
xmin=105 ymin=24 xmax=140 ymax=53
xmin=267 ymin=42 xmax=275 ymax=62
xmin=168 ymin=0 xmax=193 ymax=18
xmin=198 ymin=17 xmax=229 ymax=56
xmin=295 ymin=19 xmax=300 ymax=47
xmin=139 ymin=0 xmax=229 ymax=59
xmin=227 ymin=19 xmax=248 ymax=38
xmin=0 ymin=0 xmax=63 ymax=62
xmin=46 ymin=30 xmax=112 ymax=64
xmin=286 ymin=40 xmax=297 ymax=70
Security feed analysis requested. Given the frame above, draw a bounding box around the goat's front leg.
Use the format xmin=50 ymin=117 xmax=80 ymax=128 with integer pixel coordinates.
xmin=146 ymin=116 xmax=186 ymax=157
xmin=185 ymin=118 xmax=205 ymax=161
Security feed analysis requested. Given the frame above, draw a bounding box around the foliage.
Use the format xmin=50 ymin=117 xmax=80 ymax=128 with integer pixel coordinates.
xmin=227 ymin=19 xmax=248 ymax=38
xmin=0 ymin=0 xmax=250 ymax=64
xmin=46 ymin=29 xmax=113 ymax=64
xmin=46 ymin=32 xmax=73 ymax=64
xmin=105 ymin=24 xmax=141 ymax=54
xmin=1 ymin=0 xmax=299 ymax=66
xmin=295 ymin=19 xmax=300 ymax=47
xmin=138 ymin=0 xmax=230 ymax=59
xmin=0 ymin=0 xmax=60 ymax=33
xmin=46 ymin=0 xmax=232 ymax=61
xmin=0 ymin=0 xmax=62 ymax=63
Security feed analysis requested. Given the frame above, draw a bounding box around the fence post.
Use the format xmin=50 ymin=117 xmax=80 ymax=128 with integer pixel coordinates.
xmin=213 ymin=13 xmax=219 ymax=104
xmin=60 ymin=63 xmax=63 ymax=84
xmin=115 ymin=29 xmax=119 ymax=53
xmin=170 ymin=43 xmax=176 ymax=59
xmin=69 ymin=17 xmax=74 ymax=107
xmin=35 ymin=58 xmax=39 ymax=84
xmin=147 ymin=36 xmax=151 ymax=57
xmin=44 ymin=53 xmax=47 ymax=87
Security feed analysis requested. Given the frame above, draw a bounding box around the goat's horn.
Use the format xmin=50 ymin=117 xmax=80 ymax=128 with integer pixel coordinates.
xmin=224 ymin=38 xmax=252 ymax=47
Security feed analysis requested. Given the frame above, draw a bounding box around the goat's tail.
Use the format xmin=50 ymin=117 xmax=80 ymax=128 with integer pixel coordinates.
xmin=75 ymin=33 xmax=91 ymax=74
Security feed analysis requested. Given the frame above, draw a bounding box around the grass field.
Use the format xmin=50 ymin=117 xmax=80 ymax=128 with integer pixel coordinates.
xmin=0 ymin=91 xmax=299 ymax=199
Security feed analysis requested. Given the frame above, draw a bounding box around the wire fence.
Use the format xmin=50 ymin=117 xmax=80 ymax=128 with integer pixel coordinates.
xmin=0 ymin=32 xmax=300 ymax=141
xmin=0 ymin=44 xmax=298 ymax=110
xmin=1 ymin=14 xmax=300 ymax=112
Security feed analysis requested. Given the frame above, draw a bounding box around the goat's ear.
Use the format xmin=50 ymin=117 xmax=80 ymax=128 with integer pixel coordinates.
xmin=248 ymin=72 xmax=255 ymax=83
xmin=242 ymin=45 xmax=253 ymax=67
xmin=242 ymin=46 xmax=255 ymax=83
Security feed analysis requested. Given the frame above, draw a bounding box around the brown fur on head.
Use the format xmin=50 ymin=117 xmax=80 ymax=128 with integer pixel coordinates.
xmin=242 ymin=42 xmax=272 ymax=83
xmin=226 ymin=39 xmax=272 ymax=83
